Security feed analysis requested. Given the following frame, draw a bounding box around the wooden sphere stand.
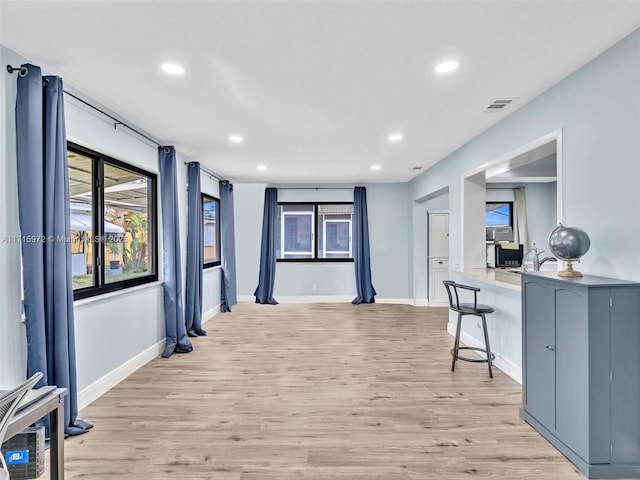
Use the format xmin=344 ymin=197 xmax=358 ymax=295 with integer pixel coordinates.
xmin=558 ymin=261 xmax=583 ymax=278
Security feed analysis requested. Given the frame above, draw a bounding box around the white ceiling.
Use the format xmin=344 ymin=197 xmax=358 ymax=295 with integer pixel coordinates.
xmin=2 ymin=1 xmax=640 ymax=184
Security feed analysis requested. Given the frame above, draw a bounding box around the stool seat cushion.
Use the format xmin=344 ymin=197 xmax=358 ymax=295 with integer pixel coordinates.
xmin=455 ymin=303 xmax=495 ymax=314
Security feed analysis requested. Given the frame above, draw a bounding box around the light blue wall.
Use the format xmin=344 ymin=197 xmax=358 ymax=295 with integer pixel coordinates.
xmin=524 ymin=182 xmax=557 ymax=251
xmin=413 ymin=190 xmax=449 ymax=300
xmin=411 ymin=27 xmax=640 ymax=282
xmin=0 ymin=46 xmax=27 ymax=388
xmin=234 ymin=183 xmax=412 ymax=299
xmin=233 ymin=183 xmax=267 ymax=297
xmin=275 ymin=186 xmax=357 ymax=298
xmin=0 ymin=45 xmax=221 ymax=392
xmin=486 ymin=184 xmax=557 ymax=253
xmin=3 ymin=24 xmax=639 ymax=390
xmin=486 ymin=187 xmax=515 ymax=203
xmin=200 ymin=176 xmax=222 ymax=316
xmin=366 ymin=183 xmax=412 ymax=299
xmin=66 ymin=85 xmax=179 ymax=400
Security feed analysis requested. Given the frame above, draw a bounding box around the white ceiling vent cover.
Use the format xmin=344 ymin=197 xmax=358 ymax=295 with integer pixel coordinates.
xmin=485 ymin=98 xmax=517 ymax=113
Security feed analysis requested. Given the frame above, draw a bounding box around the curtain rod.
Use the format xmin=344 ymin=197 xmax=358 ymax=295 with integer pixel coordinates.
xmin=8 ymin=64 xmax=229 ymax=181
xmin=65 ymin=91 xmax=164 ymax=147
xmin=7 ymin=64 xmax=163 ymax=147
xmin=183 ymin=162 xmax=226 ymax=182
xmin=63 ymin=92 xmax=228 ymax=180
xmin=6 ymin=65 xmax=27 ymax=75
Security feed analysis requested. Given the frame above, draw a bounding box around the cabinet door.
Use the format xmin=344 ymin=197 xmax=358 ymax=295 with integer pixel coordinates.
xmin=429 ymin=267 xmax=449 ymax=305
xmin=428 ymin=213 xmax=449 ymax=258
xmin=610 ymin=286 xmax=640 ymax=463
xmin=523 ymin=279 xmax=555 ymax=428
xmin=554 ymin=286 xmax=590 ymax=461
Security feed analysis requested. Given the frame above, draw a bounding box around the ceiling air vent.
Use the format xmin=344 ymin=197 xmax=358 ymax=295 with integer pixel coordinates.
xmin=485 ymin=98 xmax=515 ymax=113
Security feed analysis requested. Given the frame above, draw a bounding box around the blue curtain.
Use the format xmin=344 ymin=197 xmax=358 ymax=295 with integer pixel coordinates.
xmin=219 ymin=181 xmax=237 ymax=312
xmin=253 ymin=187 xmax=279 ymax=304
xmin=352 ymin=186 xmax=377 ymax=304
xmin=158 ymin=146 xmax=193 ymax=357
xmin=185 ymin=162 xmax=206 ymax=336
xmin=15 ymin=64 xmax=92 ymax=436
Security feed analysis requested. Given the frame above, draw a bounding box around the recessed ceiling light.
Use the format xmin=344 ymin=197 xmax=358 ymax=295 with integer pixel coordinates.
xmin=371 ymin=165 xmax=382 ymax=171
xmin=435 ymin=60 xmax=459 ymax=73
xmin=229 ymin=135 xmax=244 ymax=143
xmin=161 ymin=63 xmax=185 ymax=75
xmin=388 ymin=133 xmax=403 ymax=142
xmin=256 ymin=165 xmax=267 ymax=171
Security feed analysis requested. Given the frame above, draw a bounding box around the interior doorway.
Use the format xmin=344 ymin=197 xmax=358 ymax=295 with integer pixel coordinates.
xmin=461 ymin=129 xmax=563 ymax=270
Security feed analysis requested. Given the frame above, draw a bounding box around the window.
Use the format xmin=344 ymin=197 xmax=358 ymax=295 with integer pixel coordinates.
xmin=485 ymin=202 xmax=513 ymax=228
xmin=202 ymin=193 xmax=221 ymax=268
xmin=280 ymin=204 xmax=314 ymax=259
xmin=68 ymin=142 xmax=157 ymax=299
xmin=277 ymin=203 xmax=353 ymax=261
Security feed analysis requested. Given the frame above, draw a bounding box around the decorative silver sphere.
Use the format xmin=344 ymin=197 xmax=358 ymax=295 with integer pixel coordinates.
xmin=548 ymin=224 xmax=591 ymax=277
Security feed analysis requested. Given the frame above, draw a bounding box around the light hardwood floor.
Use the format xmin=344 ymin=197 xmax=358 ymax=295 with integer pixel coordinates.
xmin=47 ymin=302 xmax=587 ymax=479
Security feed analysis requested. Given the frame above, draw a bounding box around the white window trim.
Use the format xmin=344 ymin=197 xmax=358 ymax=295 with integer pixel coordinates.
xmin=322 ymin=218 xmax=352 ymax=258
xmin=281 ymin=210 xmax=315 ymax=258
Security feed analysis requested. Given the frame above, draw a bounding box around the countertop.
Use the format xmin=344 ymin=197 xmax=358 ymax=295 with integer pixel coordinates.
xmin=459 ymin=268 xmax=523 ymax=290
xmin=520 ymin=270 xmax=640 ymax=287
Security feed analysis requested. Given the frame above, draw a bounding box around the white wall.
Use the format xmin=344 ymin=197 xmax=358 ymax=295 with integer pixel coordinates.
xmin=0 ymin=45 xmax=221 ymax=396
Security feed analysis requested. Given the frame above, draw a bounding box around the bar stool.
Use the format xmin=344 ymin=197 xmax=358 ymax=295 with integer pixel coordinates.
xmin=443 ymin=280 xmax=495 ymax=378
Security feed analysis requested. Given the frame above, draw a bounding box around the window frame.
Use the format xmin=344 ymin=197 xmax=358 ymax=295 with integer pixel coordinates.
xmin=277 ymin=201 xmax=354 ymax=263
xmin=322 ymin=217 xmax=352 ymax=258
xmin=485 ymin=201 xmax=514 ymax=229
xmin=201 ymin=193 xmax=221 ymax=269
xmin=68 ymin=142 xmax=158 ymax=300
xmin=281 ymin=206 xmax=315 ymax=259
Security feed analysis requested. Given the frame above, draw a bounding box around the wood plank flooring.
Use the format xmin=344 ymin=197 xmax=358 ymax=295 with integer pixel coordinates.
xmin=46 ymin=302 xmax=586 ymax=479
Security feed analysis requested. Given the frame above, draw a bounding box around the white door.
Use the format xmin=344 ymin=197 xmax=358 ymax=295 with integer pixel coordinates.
xmin=428 ymin=211 xmax=450 ymax=305
xmin=430 ymin=266 xmax=450 ymax=305
xmin=429 ymin=213 xmax=449 ymax=258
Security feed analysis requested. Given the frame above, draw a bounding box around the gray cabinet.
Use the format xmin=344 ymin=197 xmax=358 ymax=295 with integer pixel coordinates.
xmin=520 ymin=271 xmax=640 ymax=478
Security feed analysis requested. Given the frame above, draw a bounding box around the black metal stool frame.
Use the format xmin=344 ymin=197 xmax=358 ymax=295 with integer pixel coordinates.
xmin=443 ymin=280 xmax=495 ymax=378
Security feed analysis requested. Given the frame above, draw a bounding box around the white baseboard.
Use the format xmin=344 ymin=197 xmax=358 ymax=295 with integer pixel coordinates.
xmin=79 ymin=307 xmax=221 ymax=411
xmin=414 ymin=298 xmax=449 ymax=307
xmin=267 ymin=295 xmax=354 ymax=304
xmin=78 ymin=340 xmax=165 ymax=411
xmin=428 ymin=301 xmax=449 ymax=307
xmin=376 ymin=298 xmax=415 ymax=306
xmin=239 ymin=295 xmax=416 ymax=305
xmin=447 ymin=322 xmax=522 ymax=384
xmin=202 ymin=303 xmax=221 ymax=324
